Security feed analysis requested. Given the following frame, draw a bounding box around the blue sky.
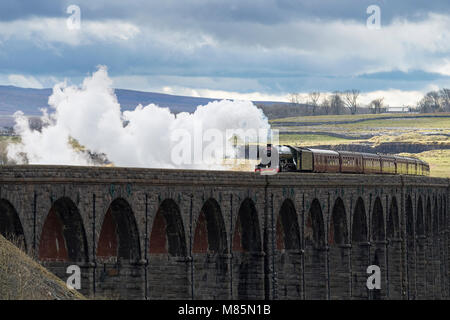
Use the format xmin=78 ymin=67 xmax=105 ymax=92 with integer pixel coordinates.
xmin=1 ymin=0 xmax=450 ymax=105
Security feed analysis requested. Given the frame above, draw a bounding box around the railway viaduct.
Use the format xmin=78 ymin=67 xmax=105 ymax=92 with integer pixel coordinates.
xmin=0 ymin=165 xmax=448 ymax=300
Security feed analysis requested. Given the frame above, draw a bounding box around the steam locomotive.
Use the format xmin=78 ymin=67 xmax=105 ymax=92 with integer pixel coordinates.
xmin=255 ymin=145 xmax=430 ymax=176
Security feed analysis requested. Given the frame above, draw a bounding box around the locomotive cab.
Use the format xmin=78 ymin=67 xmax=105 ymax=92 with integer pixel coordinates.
xmin=255 ymin=145 xmax=298 ymax=172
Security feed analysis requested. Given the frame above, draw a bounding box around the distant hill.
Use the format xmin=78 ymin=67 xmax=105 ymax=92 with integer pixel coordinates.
xmin=0 ymin=84 xmax=283 ymax=116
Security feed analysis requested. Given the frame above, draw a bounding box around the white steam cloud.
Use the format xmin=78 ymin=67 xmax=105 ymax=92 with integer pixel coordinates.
xmin=7 ymin=66 xmax=270 ymax=169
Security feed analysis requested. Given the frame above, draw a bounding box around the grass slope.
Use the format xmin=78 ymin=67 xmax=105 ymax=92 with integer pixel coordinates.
xmin=0 ymin=235 xmax=85 ymax=300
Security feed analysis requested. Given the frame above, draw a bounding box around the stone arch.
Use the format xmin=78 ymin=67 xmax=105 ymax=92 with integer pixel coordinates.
xmin=95 ymin=198 xmax=142 ymax=299
xmin=437 ymin=194 xmax=448 ymax=298
xmin=444 ymin=197 xmax=447 ymax=226
xmin=425 ymin=198 xmax=432 ymax=236
xmin=233 ymin=198 xmax=261 ymax=253
xmin=329 ymin=197 xmax=350 ymax=299
xmin=193 ymin=198 xmax=229 ymax=300
xmin=425 ymin=196 xmax=433 ymax=298
xmin=387 ymin=197 xmax=400 ymax=239
xmin=276 ymin=199 xmax=301 ymax=251
xmin=432 ymin=196 xmax=442 ymax=299
xmin=330 ymin=197 xmax=348 ymax=245
xmin=387 ymin=196 xmax=402 ymax=299
xmin=415 ymin=196 xmax=426 ymax=298
xmin=406 ymin=195 xmax=414 ymax=240
xmin=433 ymin=197 xmax=439 ymax=236
xmin=233 ymin=198 xmax=263 ymax=300
xmin=442 ymin=195 xmax=449 ymax=298
xmin=275 ymin=198 xmax=302 ymax=299
xmin=193 ymin=198 xmax=227 ymax=254
xmin=405 ymin=195 xmax=416 ymax=299
xmin=148 ymin=199 xmax=189 ymax=300
xmin=416 ymin=197 xmax=425 ymax=236
xmin=351 ymin=197 xmax=369 ymax=299
xmin=149 ymin=199 xmax=187 ymax=257
xmin=370 ymin=197 xmax=385 ymax=299
xmin=304 ymin=198 xmax=326 ymax=299
xmin=352 ymin=197 xmax=367 ymax=242
xmin=97 ymin=198 xmax=141 ymax=261
xmin=39 ymin=197 xmax=88 ymax=262
xmin=305 ymin=199 xmax=325 ymax=249
xmin=0 ymin=199 xmax=26 ymax=251
xmin=371 ymin=197 xmax=385 ymax=241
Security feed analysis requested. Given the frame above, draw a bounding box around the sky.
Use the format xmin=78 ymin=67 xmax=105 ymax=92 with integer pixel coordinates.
xmin=1 ymin=0 xmax=450 ymax=106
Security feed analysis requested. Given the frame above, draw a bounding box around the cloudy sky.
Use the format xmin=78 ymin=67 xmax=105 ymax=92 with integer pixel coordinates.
xmin=1 ymin=0 xmax=450 ymax=106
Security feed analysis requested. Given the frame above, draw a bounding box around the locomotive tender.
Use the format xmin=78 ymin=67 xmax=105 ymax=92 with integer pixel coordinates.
xmin=255 ymin=145 xmax=430 ymax=176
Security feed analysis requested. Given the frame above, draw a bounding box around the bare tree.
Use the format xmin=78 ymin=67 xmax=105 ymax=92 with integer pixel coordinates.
xmin=440 ymin=88 xmax=450 ymax=111
xmin=288 ymin=93 xmax=301 ymax=105
xmin=418 ymin=91 xmax=442 ymax=113
xmin=343 ymin=89 xmax=360 ymax=115
xmin=308 ymin=92 xmax=321 ymax=115
xmin=368 ymin=98 xmax=385 ymax=114
xmin=427 ymin=91 xmax=442 ymax=112
xmin=320 ymin=94 xmax=331 ymax=115
xmin=330 ymin=91 xmax=344 ymax=115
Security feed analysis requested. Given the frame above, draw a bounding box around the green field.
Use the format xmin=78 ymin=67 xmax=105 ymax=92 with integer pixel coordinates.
xmin=279 ymin=134 xmax=359 ymax=146
xmin=273 ymin=113 xmax=450 ymax=178
xmin=271 ymin=112 xmax=450 ymax=124
xmin=399 ymin=150 xmax=450 ymax=179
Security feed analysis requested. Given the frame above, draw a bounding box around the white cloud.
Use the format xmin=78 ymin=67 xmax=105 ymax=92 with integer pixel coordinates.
xmin=359 ymin=89 xmax=425 ymax=107
xmin=7 ymin=74 xmax=43 ymax=88
xmin=427 ymin=58 xmax=450 ymax=76
xmin=1 ymin=12 xmax=450 ymax=96
xmin=160 ymin=86 xmax=289 ymax=102
xmin=0 ymin=17 xmax=140 ymax=46
xmin=131 ymin=12 xmax=450 ymax=77
xmin=111 ymin=75 xmax=287 ymax=99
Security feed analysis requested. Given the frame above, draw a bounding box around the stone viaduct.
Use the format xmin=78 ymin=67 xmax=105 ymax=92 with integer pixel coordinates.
xmin=0 ymin=165 xmax=448 ymax=300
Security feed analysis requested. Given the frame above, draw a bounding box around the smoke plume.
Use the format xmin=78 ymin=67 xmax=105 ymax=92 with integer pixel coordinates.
xmin=7 ymin=66 xmax=270 ymax=169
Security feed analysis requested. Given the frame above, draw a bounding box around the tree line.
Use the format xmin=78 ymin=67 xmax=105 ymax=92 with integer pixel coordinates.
xmin=257 ymin=90 xmax=387 ymax=119
xmin=417 ymin=88 xmax=450 ymax=113
xmin=258 ymin=88 xmax=450 ymax=119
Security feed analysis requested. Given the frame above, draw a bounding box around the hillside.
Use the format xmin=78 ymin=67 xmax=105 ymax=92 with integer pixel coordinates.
xmin=0 ymin=234 xmax=85 ymax=300
xmin=0 ymin=85 xmax=283 ymax=127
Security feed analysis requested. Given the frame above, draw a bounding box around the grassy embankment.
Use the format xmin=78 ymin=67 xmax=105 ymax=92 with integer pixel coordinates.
xmin=0 ymin=234 xmax=85 ymax=300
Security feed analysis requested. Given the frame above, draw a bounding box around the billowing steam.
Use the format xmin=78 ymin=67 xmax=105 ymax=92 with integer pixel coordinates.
xmin=7 ymin=66 xmax=270 ymax=169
